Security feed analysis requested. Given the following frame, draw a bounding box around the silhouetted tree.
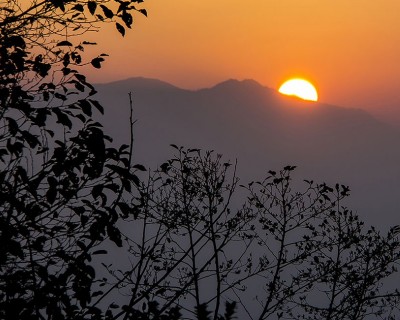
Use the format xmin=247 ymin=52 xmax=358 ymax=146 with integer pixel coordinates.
xmin=244 ymin=167 xmax=400 ymax=320
xmin=0 ymin=1 xmax=148 ymax=319
xmin=101 ymin=147 xmax=400 ymax=319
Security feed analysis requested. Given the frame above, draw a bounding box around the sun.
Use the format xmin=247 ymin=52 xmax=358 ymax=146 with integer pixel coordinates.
xmin=278 ymin=78 xmax=318 ymax=102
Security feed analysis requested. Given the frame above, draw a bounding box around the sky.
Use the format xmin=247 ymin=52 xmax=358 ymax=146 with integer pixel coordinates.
xmin=87 ymin=0 xmax=400 ymax=124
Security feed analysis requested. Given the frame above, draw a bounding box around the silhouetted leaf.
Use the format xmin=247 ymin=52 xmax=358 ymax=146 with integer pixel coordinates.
xmin=53 ymin=108 xmax=72 ymax=128
xmin=92 ymin=184 xmax=103 ymax=199
xmin=46 ymin=178 xmax=57 ymax=204
xmin=116 ymin=22 xmax=125 ymax=36
xmin=107 ymin=225 xmax=122 ymax=247
xmin=74 ymin=81 xmax=85 ymax=92
xmin=133 ymin=164 xmax=146 ymax=171
xmin=91 ymin=57 xmax=104 ymax=69
xmin=100 ymin=5 xmax=114 ymax=18
xmin=6 ymin=117 xmax=18 ymax=135
xmin=72 ymin=4 xmax=84 ymax=12
xmin=89 ymin=99 xmax=104 ymax=114
xmin=121 ymin=11 xmax=133 ymax=28
xmin=92 ymin=290 xmax=104 ymax=297
xmin=196 ymin=303 xmax=212 ymax=320
xmin=57 ymin=40 xmax=73 ymax=47
xmin=93 ymin=250 xmax=107 ymax=255
xmin=88 ymin=1 xmax=97 ymax=15
xmin=7 ymin=239 xmax=24 ymax=258
xmin=51 ymin=0 xmax=65 ymax=11
xmin=21 ymin=130 xmax=39 ymax=148
xmin=78 ymin=99 xmax=92 ymax=116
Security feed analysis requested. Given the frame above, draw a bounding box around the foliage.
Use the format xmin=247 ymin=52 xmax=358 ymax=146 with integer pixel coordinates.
xmin=1 ymin=1 xmax=400 ymax=320
xmin=101 ymin=148 xmax=400 ymax=320
xmin=0 ymin=0 xmax=147 ymax=319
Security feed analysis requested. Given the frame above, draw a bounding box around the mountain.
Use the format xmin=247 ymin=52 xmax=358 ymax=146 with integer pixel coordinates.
xmin=94 ymin=77 xmax=400 ymax=227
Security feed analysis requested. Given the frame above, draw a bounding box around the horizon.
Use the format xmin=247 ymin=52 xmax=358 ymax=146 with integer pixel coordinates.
xmin=94 ymin=73 xmax=400 ymax=229
xmin=85 ymin=0 xmax=400 ymax=126
xmin=94 ymin=76 xmax=394 ymax=124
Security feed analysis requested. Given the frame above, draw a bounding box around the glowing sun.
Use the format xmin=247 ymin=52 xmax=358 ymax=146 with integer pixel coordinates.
xmin=278 ymin=78 xmax=318 ymax=102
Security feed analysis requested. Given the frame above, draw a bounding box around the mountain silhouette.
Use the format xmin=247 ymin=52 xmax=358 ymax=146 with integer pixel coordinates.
xmin=95 ymin=77 xmax=400 ymax=227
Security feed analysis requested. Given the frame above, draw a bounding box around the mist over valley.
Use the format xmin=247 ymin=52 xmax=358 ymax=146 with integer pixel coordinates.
xmin=95 ymin=77 xmax=400 ymax=228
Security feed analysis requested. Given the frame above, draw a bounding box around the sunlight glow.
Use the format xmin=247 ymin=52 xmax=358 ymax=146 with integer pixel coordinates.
xmin=278 ymin=79 xmax=318 ymax=102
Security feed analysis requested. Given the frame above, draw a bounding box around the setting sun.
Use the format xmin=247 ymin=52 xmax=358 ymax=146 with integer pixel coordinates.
xmin=278 ymin=79 xmax=318 ymax=102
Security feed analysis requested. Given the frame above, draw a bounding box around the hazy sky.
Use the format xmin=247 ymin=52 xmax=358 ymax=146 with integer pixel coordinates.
xmin=87 ymin=0 xmax=400 ymax=123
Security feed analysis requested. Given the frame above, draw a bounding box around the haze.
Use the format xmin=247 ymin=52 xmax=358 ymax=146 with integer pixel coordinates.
xmin=95 ymin=77 xmax=400 ymax=229
xmin=86 ymin=0 xmax=400 ymax=125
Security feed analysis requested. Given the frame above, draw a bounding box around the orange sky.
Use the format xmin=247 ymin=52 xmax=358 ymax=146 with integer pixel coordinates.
xmin=86 ymin=0 xmax=400 ymax=124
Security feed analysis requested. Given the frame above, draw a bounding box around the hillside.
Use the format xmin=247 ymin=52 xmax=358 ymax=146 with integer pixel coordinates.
xmin=95 ymin=77 xmax=400 ymax=227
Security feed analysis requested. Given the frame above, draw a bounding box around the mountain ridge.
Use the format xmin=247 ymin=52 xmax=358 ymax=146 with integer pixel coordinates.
xmin=94 ymin=76 xmax=400 ymax=227
xmin=95 ymin=77 xmax=382 ymax=123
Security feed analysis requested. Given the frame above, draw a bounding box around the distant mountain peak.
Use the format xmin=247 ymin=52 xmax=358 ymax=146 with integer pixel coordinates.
xmin=210 ymin=78 xmax=268 ymax=91
xmin=96 ymin=77 xmax=182 ymax=91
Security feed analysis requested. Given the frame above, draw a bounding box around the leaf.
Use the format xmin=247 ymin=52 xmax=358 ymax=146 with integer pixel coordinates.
xmin=87 ymin=1 xmax=97 ymax=15
xmin=81 ymin=215 xmax=89 ymax=226
xmin=85 ymin=265 xmax=96 ymax=279
xmin=160 ymin=162 xmax=170 ymax=173
xmin=0 ymin=148 xmax=8 ymax=162
xmin=92 ymin=250 xmax=107 ymax=255
xmin=8 ymin=35 xmax=26 ymax=49
xmin=74 ymin=81 xmax=85 ymax=92
xmin=91 ymin=184 xmax=103 ymax=200
xmin=92 ymin=291 xmax=104 ymax=297
xmin=77 ymin=240 xmax=86 ymax=251
xmin=72 ymin=4 xmax=84 ymax=12
xmin=6 ymin=117 xmax=18 ymax=135
xmin=43 ymin=91 xmax=50 ymax=102
xmin=63 ymin=52 xmax=70 ymax=67
xmin=57 ymin=40 xmax=73 ymax=47
xmin=21 ymin=130 xmax=39 ymax=148
xmin=46 ymin=185 xmax=57 ymax=204
xmin=71 ymin=52 xmax=82 ymax=64
xmin=53 ymin=108 xmax=72 ymax=129
xmin=121 ymin=11 xmax=133 ymax=28
xmin=54 ymin=92 xmax=67 ymax=101
xmin=7 ymin=141 xmax=23 ymax=156
xmin=117 ymin=202 xmax=130 ymax=217
xmin=224 ymin=301 xmax=237 ymax=320
xmin=106 ymin=164 xmax=134 ymax=180
xmin=51 ymin=0 xmax=65 ymax=12
xmin=133 ymin=164 xmax=146 ymax=171
xmin=107 ymin=225 xmax=122 ymax=247
xmin=139 ymin=9 xmax=147 ymax=17
xmin=72 ymin=206 xmax=85 ymax=215
xmin=7 ymin=239 xmax=24 ymax=258
xmin=196 ymin=303 xmax=212 ymax=320
xmin=78 ymin=99 xmax=92 ymax=116
xmin=62 ymin=67 xmax=72 ymax=75
xmin=32 ymin=236 xmax=47 ymax=251
xmin=100 ymin=5 xmax=114 ymax=18
xmin=91 ymin=57 xmax=104 ymax=69
xmin=33 ymin=56 xmax=51 ymax=77
xmin=88 ymin=99 xmax=104 ymax=114
xmin=121 ymin=178 xmax=131 ymax=192
xmin=116 ymin=22 xmax=125 ymax=36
